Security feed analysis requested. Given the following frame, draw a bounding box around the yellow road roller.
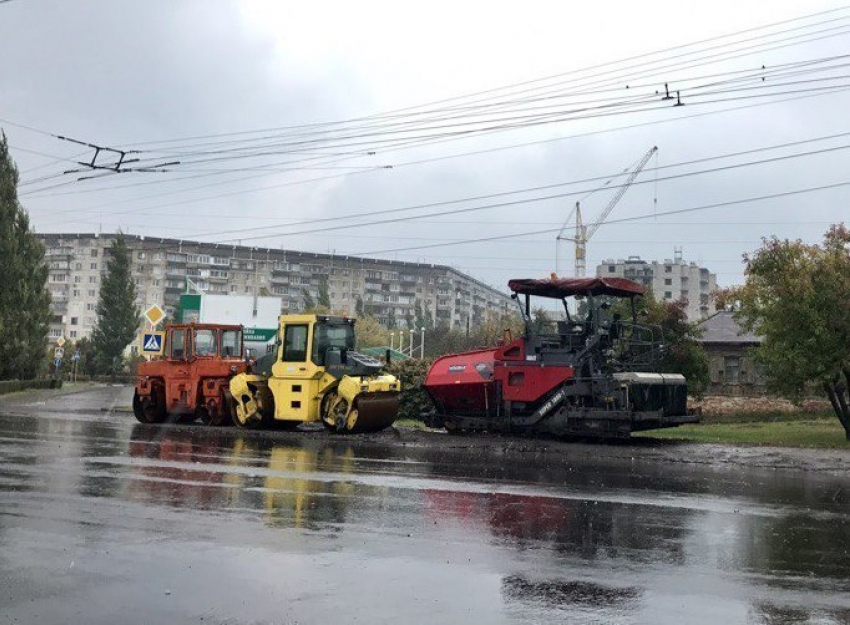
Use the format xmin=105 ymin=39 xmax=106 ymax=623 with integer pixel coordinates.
xmin=229 ymin=314 xmax=400 ymax=433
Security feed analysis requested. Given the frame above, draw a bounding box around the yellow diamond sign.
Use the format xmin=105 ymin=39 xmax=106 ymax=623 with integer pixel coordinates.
xmin=56 ymin=337 xmax=66 ymax=347
xmin=144 ymin=304 xmax=165 ymax=327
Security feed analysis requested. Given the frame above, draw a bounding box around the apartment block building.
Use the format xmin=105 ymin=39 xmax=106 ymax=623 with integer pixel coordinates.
xmin=595 ymin=250 xmax=717 ymax=320
xmin=40 ymin=233 xmax=514 ymax=341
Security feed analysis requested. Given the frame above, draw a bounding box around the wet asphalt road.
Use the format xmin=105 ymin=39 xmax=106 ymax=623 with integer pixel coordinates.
xmin=1 ymin=386 xmax=848 ymax=625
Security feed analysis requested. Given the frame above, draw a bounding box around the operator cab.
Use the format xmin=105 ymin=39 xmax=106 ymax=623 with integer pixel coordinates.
xmin=509 ymin=277 xmax=662 ymax=372
xmin=253 ymin=315 xmax=383 ymax=378
xmin=162 ymin=324 xmax=245 ymax=361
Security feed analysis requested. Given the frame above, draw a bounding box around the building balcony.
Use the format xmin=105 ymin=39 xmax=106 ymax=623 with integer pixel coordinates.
xmin=46 ymin=249 xmax=74 ymax=259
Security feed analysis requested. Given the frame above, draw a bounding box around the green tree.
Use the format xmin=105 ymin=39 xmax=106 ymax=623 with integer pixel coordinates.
xmin=317 ymin=275 xmax=331 ymax=309
xmin=387 ymin=307 xmax=397 ymax=329
xmin=72 ymin=336 xmax=97 ymax=377
xmin=302 ymin=289 xmax=316 ymax=312
xmin=723 ymin=226 xmax=850 ymax=439
xmin=424 ymin=305 xmax=434 ymax=330
xmin=531 ymin=307 xmax=554 ymax=335
xmin=91 ymin=234 xmax=140 ymax=374
xmin=355 ymin=296 xmax=365 ymax=317
xmin=354 ymin=315 xmax=389 ymax=349
xmin=0 ymin=132 xmax=50 ymax=380
xmin=615 ymin=292 xmax=710 ymax=396
xmin=414 ymin=300 xmax=426 ymax=329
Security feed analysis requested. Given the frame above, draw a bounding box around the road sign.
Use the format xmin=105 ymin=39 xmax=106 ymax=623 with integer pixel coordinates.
xmin=56 ymin=337 xmax=66 ymax=347
xmin=144 ymin=304 xmax=166 ymax=327
xmin=72 ymin=350 xmax=81 ymax=362
xmin=244 ymin=327 xmax=277 ymax=342
xmin=54 ymin=347 xmax=64 ymax=359
xmin=140 ymin=331 xmax=166 ymax=356
xmin=54 ymin=358 xmax=61 ymax=369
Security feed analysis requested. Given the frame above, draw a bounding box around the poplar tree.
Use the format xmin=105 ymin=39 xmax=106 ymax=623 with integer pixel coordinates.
xmin=317 ymin=276 xmax=331 ymax=309
xmin=302 ymin=289 xmax=316 ymax=312
xmin=0 ymin=132 xmax=50 ymax=380
xmin=414 ymin=300 xmax=426 ymax=329
xmin=91 ymin=234 xmax=140 ymax=374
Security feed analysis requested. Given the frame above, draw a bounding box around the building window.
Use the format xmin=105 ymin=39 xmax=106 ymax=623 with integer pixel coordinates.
xmin=137 ymin=251 xmax=146 ymax=260
xmin=88 ymin=289 xmax=96 ymax=297
xmin=70 ymin=317 xmax=78 ymax=325
xmin=75 ymin=262 xmax=82 ymax=270
xmin=89 ymin=276 xmax=97 ymax=284
xmin=664 ymin=278 xmax=672 ymax=286
xmin=608 ymin=265 xmax=616 ymax=273
xmin=69 ymin=330 xmax=77 ymax=338
xmin=664 ymin=265 xmax=672 ymax=273
xmin=91 ymin=249 xmax=98 ymax=257
xmin=724 ymin=356 xmax=741 ymax=383
xmin=86 ymin=303 xmax=96 ymax=311
xmin=73 ymin=289 xmax=80 ymax=297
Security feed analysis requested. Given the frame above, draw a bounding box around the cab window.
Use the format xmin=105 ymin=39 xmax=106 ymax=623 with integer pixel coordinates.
xmin=170 ymin=329 xmax=185 ymax=359
xmin=282 ymin=325 xmax=308 ymax=362
xmin=221 ymin=329 xmax=241 ymax=357
xmin=195 ymin=329 xmax=216 ymax=357
xmin=312 ymin=323 xmax=355 ymax=365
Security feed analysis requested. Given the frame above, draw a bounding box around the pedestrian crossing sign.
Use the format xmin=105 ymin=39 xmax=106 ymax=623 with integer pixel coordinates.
xmin=140 ymin=331 xmax=165 ymax=356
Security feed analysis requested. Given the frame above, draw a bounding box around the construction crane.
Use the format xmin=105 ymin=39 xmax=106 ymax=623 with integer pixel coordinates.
xmin=556 ymin=146 xmax=658 ymax=277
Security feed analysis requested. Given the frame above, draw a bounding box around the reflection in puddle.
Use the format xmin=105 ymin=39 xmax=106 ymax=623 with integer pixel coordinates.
xmin=425 ymin=488 xmax=687 ymax=565
xmin=126 ymin=425 xmax=375 ymax=530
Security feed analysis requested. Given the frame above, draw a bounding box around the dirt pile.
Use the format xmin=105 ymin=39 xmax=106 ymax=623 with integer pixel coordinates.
xmin=690 ymin=395 xmax=830 ymax=418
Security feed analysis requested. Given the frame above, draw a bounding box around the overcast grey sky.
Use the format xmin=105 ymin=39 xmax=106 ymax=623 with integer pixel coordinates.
xmin=2 ymin=0 xmax=849 ymax=292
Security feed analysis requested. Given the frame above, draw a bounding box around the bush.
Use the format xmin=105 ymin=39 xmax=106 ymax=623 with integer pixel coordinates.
xmin=0 ymin=378 xmax=61 ymax=395
xmin=385 ymin=358 xmax=434 ymax=422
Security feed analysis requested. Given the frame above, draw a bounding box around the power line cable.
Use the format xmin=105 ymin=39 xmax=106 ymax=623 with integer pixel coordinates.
xmin=355 ymin=180 xmax=850 ymax=256
xmin=24 ymin=79 xmax=850 ymax=202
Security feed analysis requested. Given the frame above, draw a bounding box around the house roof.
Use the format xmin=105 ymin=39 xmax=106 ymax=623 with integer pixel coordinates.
xmin=697 ymin=311 xmax=762 ymax=344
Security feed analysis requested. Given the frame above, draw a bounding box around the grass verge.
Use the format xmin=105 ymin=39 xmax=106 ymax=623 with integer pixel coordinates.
xmin=636 ymin=418 xmax=849 ymax=449
xmin=0 ymin=381 xmax=98 ymax=400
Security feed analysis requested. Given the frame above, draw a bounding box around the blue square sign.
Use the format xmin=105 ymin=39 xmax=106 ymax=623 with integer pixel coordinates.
xmin=140 ymin=331 xmax=165 ymax=355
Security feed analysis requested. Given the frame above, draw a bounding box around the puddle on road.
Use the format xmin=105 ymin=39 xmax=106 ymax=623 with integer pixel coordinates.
xmin=2 ymin=406 xmax=849 ymax=623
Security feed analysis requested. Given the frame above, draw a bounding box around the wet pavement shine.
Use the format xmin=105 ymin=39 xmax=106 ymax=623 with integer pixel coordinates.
xmin=0 ymin=385 xmax=848 ymax=624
